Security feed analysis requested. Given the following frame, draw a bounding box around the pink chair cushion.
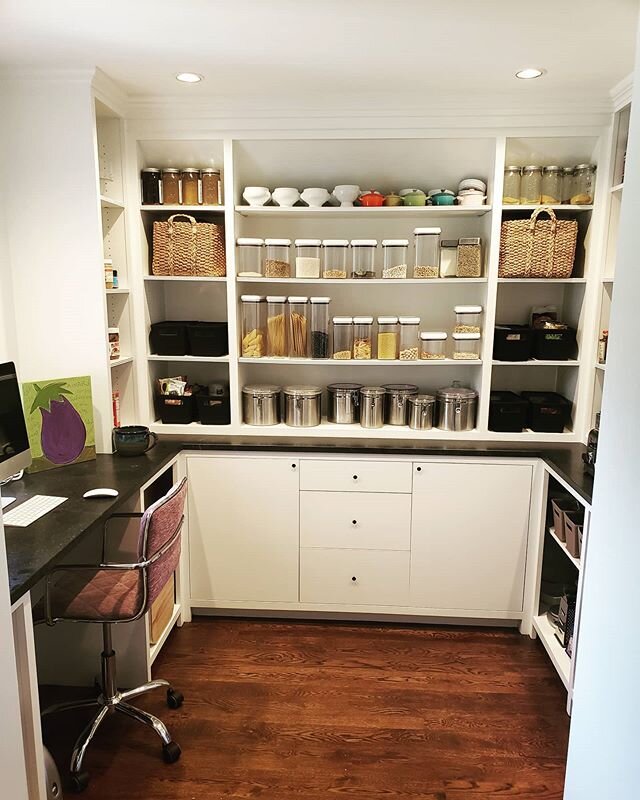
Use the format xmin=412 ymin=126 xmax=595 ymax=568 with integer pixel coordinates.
xmin=44 ymin=568 xmax=144 ymax=622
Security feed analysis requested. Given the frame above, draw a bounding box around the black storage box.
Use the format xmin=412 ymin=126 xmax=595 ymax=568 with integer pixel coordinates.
xmin=532 ymin=326 xmax=577 ymax=360
xmin=520 ymin=391 xmax=572 ymax=433
xmin=493 ymin=325 xmax=534 ymax=361
xmin=186 ymin=322 xmax=228 ymax=357
xmin=158 ymin=394 xmax=196 ymax=425
xmin=196 ymin=392 xmax=231 ymax=425
xmin=489 ymin=391 xmax=528 ymax=432
xmin=149 ymin=321 xmax=190 ymax=356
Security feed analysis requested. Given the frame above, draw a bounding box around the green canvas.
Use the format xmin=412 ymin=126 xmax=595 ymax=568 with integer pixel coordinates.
xmin=21 ymin=375 xmax=96 ymax=473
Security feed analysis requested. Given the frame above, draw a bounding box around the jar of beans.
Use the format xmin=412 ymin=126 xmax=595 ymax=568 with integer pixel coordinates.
xmin=382 ymin=240 xmax=409 ymax=279
xmin=420 ymin=331 xmax=447 ymax=360
xmin=399 ymin=317 xmax=420 ymax=360
xmin=332 ymin=317 xmax=354 ymax=360
xmin=264 ymin=239 xmax=291 ymax=278
xmin=456 ymin=238 xmax=482 ymax=277
xmin=454 ymin=305 xmax=483 ymax=334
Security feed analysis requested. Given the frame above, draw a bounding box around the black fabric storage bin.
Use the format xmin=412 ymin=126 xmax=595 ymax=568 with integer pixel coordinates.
xmin=158 ymin=395 xmax=196 ymax=424
xmin=521 ymin=391 xmax=572 ymax=433
xmin=489 ymin=391 xmax=528 ymax=432
xmin=150 ymin=321 xmax=189 ymax=356
xmin=186 ymin=322 xmax=229 ymax=357
xmin=196 ymin=393 xmax=231 ymax=425
xmin=493 ymin=325 xmax=534 ymax=361
xmin=532 ymin=327 xmax=577 ymax=360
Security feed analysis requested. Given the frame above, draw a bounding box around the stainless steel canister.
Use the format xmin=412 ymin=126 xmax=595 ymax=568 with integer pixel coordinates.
xmin=383 ymin=384 xmax=419 ymax=425
xmin=408 ymin=394 xmax=435 ymax=430
xmin=327 ymin=383 xmax=363 ymax=424
xmin=242 ymin=384 xmax=280 ymax=426
xmin=283 ymin=385 xmax=322 ymax=427
xmin=436 ymin=383 xmax=478 ymax=431
xmin=359 ymin=386 xmax=386 ymax=429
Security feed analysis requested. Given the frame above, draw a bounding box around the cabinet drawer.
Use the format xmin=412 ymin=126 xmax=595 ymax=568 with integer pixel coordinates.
xmin=300 ymin=459 xmax=412 ymax=493
xmin=301 ymin=492 xmax=411 ymax=550
xmin=300 ymin=549 xmax=410 ymax=606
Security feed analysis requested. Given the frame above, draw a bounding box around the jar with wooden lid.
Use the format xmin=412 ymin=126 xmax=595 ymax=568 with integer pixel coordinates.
xmin=520 ymin=166 xmax=542 ymax=204
xmin=541 ymin=166 xmax=562 ymax=204
xmin=181 ymin=168 xmax=200 ymax=205
xmin=572 ymin=164 xmax=596 ymax=205
xmin=201 ymin=168 xmax=221 ymax=205
xmin=162 ymin=169 xmax=180 ymax=205
xmin=503 ymin=166 xmax=521 ymax=205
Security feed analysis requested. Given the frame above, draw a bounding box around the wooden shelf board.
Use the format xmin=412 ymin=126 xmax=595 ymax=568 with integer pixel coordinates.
xmin=235 ymin=205 xmax=492 ymax=218
xmin=532 ymin=613 xmax=571 ymax=690
xmin=492 ymin=360 xmax=580 ymax=367
xmin=140 ymin=205 xmax=225 ymax=213
xmin=149 ymin=603 xmax=181 ymax=665
xmin=239 ymin=357 xmax=481 ymax=366
xmin=548 ymin=527 xmax=581 ymax=570
xmin=148 ymin=354 xmax=229 ymax=363
xmin=236 ymin=277 xmax=488 ymax=285
xmin=100 ymin=195 xmax=124 ymax=209
xmin=144 ymin=275 xmax=226 ymax=283
xmin=110 ymin=356 xmax=134 ymax=368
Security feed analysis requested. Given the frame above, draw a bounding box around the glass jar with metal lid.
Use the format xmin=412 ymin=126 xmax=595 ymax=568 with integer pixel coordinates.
xmin=383 ymin=384 xmax=419 ymax=426
xmin=541 ymin=166 xmax=562 ymax=204
xmin=436 ymin=382 xmax=478 ymax=432
xmin=161 ymin=169 xmax=180 ymax=205
xmin=327 ymin=383 xmax=363 ymax=424
xmin=180 ymin=168 xmax=200 ymax=205
xmin=503 ymin=166 xmax=521 ymax=205
xmin=382 ymin=240 xmax=409 ymax=279
xmin=399 ymin=317 xmax=420 ymax=360
xmin=520 ymin=166 xmax=542 ymax=204
xmin=351 ymin=239 xmax=377 ymax=278
xmin=572 ymin=164 xmax=596 ymax=205
xmin=242 ymin=384 xmax=281 ymax=426
xmin=237 ymin=238 xmax=264 ymax=277
xmin=201 ymin=168 xmax=221 ymax=205
xmin=408 ymin=394 xmax=436 ymax=431
xmin=264 ymin=239 xmax=291 ymax=278
xmin=141 ymin=168 xmax=161 ymax=205
xmin=561 ymin=167 xmax=574 ymax=204
xmin=322 ymin=239 xmax=349 ymax=278
xmin=359 ymin=386 xmax=386 ymax=429
xmin=283 ymin=385 xmax=322 ymax=427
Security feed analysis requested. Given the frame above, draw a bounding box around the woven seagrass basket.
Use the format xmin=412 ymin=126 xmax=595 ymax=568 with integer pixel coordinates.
xmin=152 ymin=214 xmax=226 ymax=277
xmin=498 ymin=207 xmax=577 ymax=278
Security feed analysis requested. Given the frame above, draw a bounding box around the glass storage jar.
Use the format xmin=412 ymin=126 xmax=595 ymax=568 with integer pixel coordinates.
xmin=452 ymin=332 xmax=481 ymax=360
xmin=141 ymin=168 xmax=161 ymax=205
xmin=353 ymin=316 xmax=373 ymax=360
xmin=439 ymin=239 xmax=458 ymax=278
xmin=201 ymin=168 xmax=221 ymax=205
xmin=295 ymin=239 xmax=321 ymax=278
xmin=413 ymin=228 xmax=441 ymax=278
xmin=240 ymin=295 xmax=266 ymax=358
xmin=237 ymin=238 xmax=264 ymax=277
xmin=310 ymin=297 xmax=330 ymax=359
xmin=399 ymin=317 xmax=420 ymax=360
xmin=420 ymin=331 xmax=447 ymax=360
xmin=382 ymin=240 xmax=409 ymax=279
xmin=351 ymin=239 xmax=377 ymax=278
xmin=266 ymin=296 xmax=287 ymax=357
xmin=322 ymin=239 xmax=349 ymax=278
xmin=332 ymin=317 xmax=354 ymax=360
xmin=161 ymin=168 xmax=180 ymax=205
xmin=520 ymin=166 xmax=542 ymax=204
xmin=264 ymin=239 xmax=291 ymax=278
xmin=457 ymin=238 xmax=482 ymax=277
xmin=541 ymin=166 xmax=562 ymax=204
xmin=377 ymin=316 xmax=399 ymax=359
xmin=503 ymin=166 xmax=521 ymax=205
xmin=181 ymin=168 xmax=200 ymax=205
xmin=572 ymin=164 xmax=596 ymax=205
xmin=288 ymin=296 xmax=309 ymax=358
xmin=562 ymin=167 xmax=574 ymax=204
xmin=454 ymin=305 xmax=483 ymax=333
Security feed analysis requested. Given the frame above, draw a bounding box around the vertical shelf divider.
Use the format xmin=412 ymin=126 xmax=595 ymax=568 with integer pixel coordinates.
xmin=223 ymin=138 xmax=241 ymax=428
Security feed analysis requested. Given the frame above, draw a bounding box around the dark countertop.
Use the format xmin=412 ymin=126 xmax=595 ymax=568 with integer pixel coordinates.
xmin=3 ymin=437 xmax=592 ymax=605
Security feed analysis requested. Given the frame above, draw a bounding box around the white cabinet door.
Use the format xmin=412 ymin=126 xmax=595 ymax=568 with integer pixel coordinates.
xmin=187 ymin=457 xmax=299 ymax=603
xmin=410 ymin=462 xmax=532 ymax=613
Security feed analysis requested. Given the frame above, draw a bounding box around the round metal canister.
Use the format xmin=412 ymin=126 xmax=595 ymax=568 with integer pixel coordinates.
xmin=359 ymin=386 xmax=386 ymax=429
xmin=436 ymin=383 xmax=478 ymax=431
xmin=327 ymin=383 xmax=363 ymax=424
xmin=383 ymin=384 xmax=419 ymax=425
xmin=283 ymin=385 xmax=322 ymax=427
xmin=408 ymin=394 xmax=436 ymax=430
xmin=242 ymin=385 xmax=280 ymax=426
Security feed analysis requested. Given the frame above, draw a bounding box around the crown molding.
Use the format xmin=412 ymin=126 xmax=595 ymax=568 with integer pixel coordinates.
xmin=0 ymin=67 xmax=95 ymax=83
xmin=92 ymin=68 xmax=128 ymax=118
xmin=610 ymin=73 xmax=633 ymax=112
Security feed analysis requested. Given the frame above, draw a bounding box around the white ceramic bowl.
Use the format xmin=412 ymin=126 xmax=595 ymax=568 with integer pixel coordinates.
xmin=459 ymin=178 xmax=487 ymax=193
xmin=242 ymin=186 xmax=271 ymax=207
xmin=272 ymin=187 xmax=300 ymax=207
xmin=301 ymin=187 xmax=331 ymax=208
xmin=332 ymin=185 xmax=361 ymax=207
xmin=456 ymin=194 xmax=487 ymax=207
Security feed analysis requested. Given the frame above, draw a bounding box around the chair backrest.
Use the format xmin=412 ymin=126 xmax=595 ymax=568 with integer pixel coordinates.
xmin=140 ymin=477 xmax=187 ymax=608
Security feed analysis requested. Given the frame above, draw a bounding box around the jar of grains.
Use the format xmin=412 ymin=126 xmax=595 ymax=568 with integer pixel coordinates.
xmin=288 ymin=297 xmax=309 ymax=358
xmin=353 ymin=316 xmax=373 ymax=360
xmin=264 ymin=238 xmax=291 ymax=278
xmin=351 ymin=239 xmax=377 ymax=279
xmin=240 ymin=295 xmax=266 ymax=358
xmin=237 ymin=238 xmax=264 ymax=277
xmin=454 ymin=305 xmax=483 ymax=333
xmin=452 ymin=332 xmax=481 ymax=360
xmin=456 ymin=238 xmax=482 ymax=277
xmin=541 ymin=166 xmax=562 ymax=204
xmin=420 ymin=331 xmax=447 ymax=360
xmin=310 ymin=297 xmax=331 ymax=359
xmin=572 ymin=164 xmax=596 ymax=205
xmin=377 ymin=316 xmax=399 ymax=359
xmin=413 ymin=228 xmax=441 ymax=278
xmin=322 ymin=240 xmax=349 ymax=278
xmin=161 ymin=169 xmax=180 ymax=205
xmin=382 ymin=240 xmax=409 ymax=279
xmin=399 ymin=317 xmax=420 ymax=360
xmin=520 ymin=166 xmax=542 ymax=204
xmin=201 ymin=168 xmax=222 ymax=205
xmin=503 ymin=166 xmax=521 ymax=204
xmin=266 ymin=296 xmax=288 ymax=358
xmin=295 ymin=239 xmax=322 ymax=278
xmin=332 ymin=317 xmax=354 ymax=360
xmin=181 ymin=168 xmax=200 ymax=205
xmin=562 ymin=167 xmax=574 ymax=204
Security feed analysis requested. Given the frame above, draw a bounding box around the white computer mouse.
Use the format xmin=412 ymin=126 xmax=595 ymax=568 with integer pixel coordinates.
xmin=83 ymin=488 xmax=119 ymax=499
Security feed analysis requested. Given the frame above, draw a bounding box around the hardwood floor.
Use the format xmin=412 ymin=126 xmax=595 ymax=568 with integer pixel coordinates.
xmin=42 ymin=618 xmax=569 ymax=799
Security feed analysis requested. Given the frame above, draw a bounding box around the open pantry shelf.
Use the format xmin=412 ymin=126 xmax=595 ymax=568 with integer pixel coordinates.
xmin=502 ymin=204 xmax=593 ymax=212
xmin=100 ymin=195 xmax=124 ymax=209
xmin=141 ymin=205 xmax=225 ymax=213
xmin=236 ymin=277 xmax=488 ymax=285
xmin=239 ymin=357 xmax=482 ymax=366
xmin=148 ymin=354 xmax=229 ymax=363
xmin=143 ymin=275 xmax=227 ymax=283
xmin=549 ymin=526 xmax=581 ymax=570
xmin=497 ymin=278 xmax=587 ymax=284
xmin=235 ymin=205 xmax=492 ymax=218
xmin=492 ymin=360 xmax=580 ymax=367
xmin=110 ymin=356 xmax=134 ymax=368
xmin=532 ymin=613 xmax=571 ymax=689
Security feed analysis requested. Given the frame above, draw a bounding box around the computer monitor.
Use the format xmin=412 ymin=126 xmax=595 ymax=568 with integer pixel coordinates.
xmin=0 ymin=361 xmax=32 ymax=482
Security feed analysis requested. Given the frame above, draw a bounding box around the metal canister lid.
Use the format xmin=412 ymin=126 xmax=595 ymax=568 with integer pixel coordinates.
xmin=141 ymin=167 xmax=161 ymax=172
xmin=383 ymin=384 xmax=419 ymax=394
xmin=408 ymin=394 xmax=436 ymax=406
xmin=242 ymin=384 xmax=280 ymax=396
xmin=437 ymin=383 xmax=478 ymax=401
xmin=201 ymin=168 xmax=220 ymax=174
xmin=504 ymin=165 xmax=522 ymax=172
xmin=562 ymin=167 xmax=575 ymax=174
xmin=282 ymin=385 xmax=322 ymax=397
xmin=523 ymin=165 xmax=542 ymax=172
xmin=181 ymin=167 xmax=199 ymax=174
xmin=360 ymin=386 xmax=386 ymax=397
xmin=574 ymin=164 xmax=596 ymax=171
xmin=458 ymin=237 xmax=481 ymax=245
xmin=162 ymin=168 xmax=180 ymax=173
xmin=441 ymin=239 xmax=458 ymax=248
xmin=328 ymin=383 xmax=364 ymax=394
xmin=543 ymin=165 xmax=562 ymax=172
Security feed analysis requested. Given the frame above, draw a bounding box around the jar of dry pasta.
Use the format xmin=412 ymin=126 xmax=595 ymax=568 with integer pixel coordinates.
xmin=353 ymin=316 xmax=373 ymax=360
xmin=420 ymin=331 xmax=447 ymax=360
xmin=413 ymin=228 xmax=441 ymax=278
xmin=264 ymin=239 xmax=291 ymax=278
xmin=287 ymin=296 xmax=309 ymax=358
xmin=240 ymin=295 xmax=266 ymax=358
xmin=266 ymin=296 xmax=287 ymax=357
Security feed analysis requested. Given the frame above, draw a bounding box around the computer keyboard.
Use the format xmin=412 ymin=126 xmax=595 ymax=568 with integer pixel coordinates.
xmin=2 ymin=495 xmax=68 ymax=527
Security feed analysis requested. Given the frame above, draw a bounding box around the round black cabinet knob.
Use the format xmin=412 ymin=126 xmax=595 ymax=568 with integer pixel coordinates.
xmin=353 ymin=474 xmax=358 ymax=480
xmin=291 ymin=463 xmax=297 ymax=469
xmin=351 ymin=576 xmax=357 ymax=582
xmin=416 ymin=466 xmax=422 ymax=472
xmin=352 ymin=519 xmax=357 ymax=525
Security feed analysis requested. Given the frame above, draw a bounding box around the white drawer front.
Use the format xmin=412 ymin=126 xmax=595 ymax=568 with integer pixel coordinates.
xmin=300 ymin=459 xmax=412 ymax=494
xmin=301 ymin=492 xmax=411 ymax=550
xmin=300 ymin=549 xmax=410 ymax=606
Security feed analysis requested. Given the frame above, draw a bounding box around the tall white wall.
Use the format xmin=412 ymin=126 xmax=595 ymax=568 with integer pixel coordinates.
xmin=0 ymin=191 xmax=17 ymax=363
xmin=564 ymin=23 xmax=640 ymax=800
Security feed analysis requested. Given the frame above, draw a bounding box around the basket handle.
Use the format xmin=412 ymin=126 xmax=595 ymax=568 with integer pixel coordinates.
xmin=167 ymin=214 xmax=197 ymax=232
xmin=166 ymin=214 xmax=198 ymax=275
xmin=525 ymin=206 xmax=557 ymax=278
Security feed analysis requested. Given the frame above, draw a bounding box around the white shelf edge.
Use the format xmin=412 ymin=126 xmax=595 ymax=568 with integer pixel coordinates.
xmin=595 ymin=363 xmax=606 ymax=371
xmin=140 ymin=205 xmax=225 ymax=212
xmin=492 ymin=360 xmax=580 ymax=367
xmin=532 ymin=613 xmax=571 ymax=690
xmin=235 ymin=205 xmax=492 ymax=217
xmin=502 ymin=204 xmax=593 ymax=212
xmin=106 ymin=288 xmax=130 ymax=295
xmin=610 ymin=183 xmax=624 ymax=193
xmin=100 ymin=195 xmax=124 ymax=209
xmin=143 ymin=275 xmax=227 ymax=283
xmin=110 ymin=356 xmax=134 ymax=368
xmin=148 ymin=354 xmax=230 ymax=363
xmin=548 ymin=527 xmax=581 ymax=570
xmin=239 ymin=357 xmax=481 ymax=366
xmin=602 ymin=277 xmax=615 ymax=284
xmin=497 ymin=278 xmax=587 ymax=284
xmin=236 ymin=277 xmax=488 ymax=285
xmin=149 ymin=603 xmax=181 ymax=665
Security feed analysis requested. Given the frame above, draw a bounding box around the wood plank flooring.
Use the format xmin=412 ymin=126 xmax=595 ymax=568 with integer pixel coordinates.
xmin=42 ymin=618 xmax=569 ymax=799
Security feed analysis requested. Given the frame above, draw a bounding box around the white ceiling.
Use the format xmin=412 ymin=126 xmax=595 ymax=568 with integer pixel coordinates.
xmin=1 ymin=0 xmax=638 ymax=109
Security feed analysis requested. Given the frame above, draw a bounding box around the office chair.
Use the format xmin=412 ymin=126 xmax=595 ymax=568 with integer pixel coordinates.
xmin=38 ymin=477 xmax=188 ymax=793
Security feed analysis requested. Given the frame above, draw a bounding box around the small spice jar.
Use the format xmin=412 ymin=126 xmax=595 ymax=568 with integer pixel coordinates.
xmin=454 ymin=305 xmax=483 ymax=334
xmin=141 ymin=168 xmax=161 ymax=205
xmin=322 ymin=239 xmax=349 ymax=278
xmin=288 ymin=297 xmax=309 ymax=358
xmin=180 ymin=168 xmax=200 ymax=205
xmin=541 ymin=166 xmax=562 ymax=204
xmin=520 ymin=166 xmax=542 ymax=204
xmin=295 ymin=239 xmax=322 ymax=278
xmin=161 ymin=169 xmax=180 ymax=205
xmin=452 ymin=332 xmax=481 ymax=360
xmin=310 ymin=297 xmax=331 ymax=359
xmin=399 ymin=317 xmax=420 ymax=360
xmin=351 ymin=239 xmax=377 ymax=278
xmin=104 ymin=258 xmax=114 ymax=289
xmin=240 ymin=295 xmax=266 ymax=358
xmin=562 ymin=167 xmax=574 ymax=204
xmin=572 ymin=164 xmax=596 ymax=205
xmin=237 ymin=238 xmax=264 ymax=277
xmin=332 ymin=317 xmax=354 ymax=360
xmin=439 ymin=239 xmax=458 ymax=278
xmin=266 ymin=296 xmax=287 ymax=358
xmin=377 ymin=316 xmax=399 ymax=359
xmin=353 ymin=316 xmax=373 ymax=360
xmin=108 ymin=327 xmax=120 ymax=360
xmin=413 ymin=228 xmax=441 ymax=278
xmin=420 ymin=331 xmax=447 ymax=360
xmin=382 ymin=240 xmax=409 ymax=279
xmin=112 ymin=269 xmax=119 ymax=289
xmin=264 ymin=239 xmax=291 ymax=278
xmin=201 ymin=168 xmax=222 ymax=205
xmin=457 ymin=238 xmax=482 ymax=277
xmin=503 ymin=166 xmax=521 ymax=205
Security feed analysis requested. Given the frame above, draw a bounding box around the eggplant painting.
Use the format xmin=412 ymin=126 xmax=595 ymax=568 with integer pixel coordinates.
xmin=22 ymin=375 xmax=95 ymax=473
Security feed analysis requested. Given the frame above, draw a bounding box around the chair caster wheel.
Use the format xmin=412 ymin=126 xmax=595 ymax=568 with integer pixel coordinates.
xmin=167 ymin=688 xmax=184 ymax=709
xmin=163 ymin=741 xmax=182 ymax=764
xmin=69 ymin=770 xmax=90 ymax=793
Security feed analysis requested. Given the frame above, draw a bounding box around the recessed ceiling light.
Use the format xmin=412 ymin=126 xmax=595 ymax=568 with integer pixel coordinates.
xmin=516 ymin=68 xmax=544 ymax=80
xmin=176 ymin=72 xmax=203 ymax=83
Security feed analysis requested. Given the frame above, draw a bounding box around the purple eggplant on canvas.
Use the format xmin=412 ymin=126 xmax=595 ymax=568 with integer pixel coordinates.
xmin=31 ymin=382 xmax=87 ymax=464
